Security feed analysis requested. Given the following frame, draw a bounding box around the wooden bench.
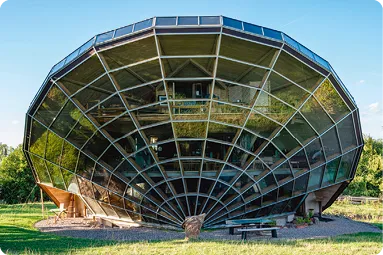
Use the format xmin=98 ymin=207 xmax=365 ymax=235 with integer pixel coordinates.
xmin=238 ymin=227 xmax=279 ymax=240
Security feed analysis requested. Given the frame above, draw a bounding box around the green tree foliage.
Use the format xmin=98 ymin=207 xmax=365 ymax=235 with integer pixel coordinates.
xmin=344 ymin=135 xmax=383 ymax=197
xmin=0 ymin=145 xmax=40 ymax=204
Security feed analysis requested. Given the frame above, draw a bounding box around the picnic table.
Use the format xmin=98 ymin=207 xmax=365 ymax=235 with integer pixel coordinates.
xmin=225 ymin=218 xmax=273 ymax=235
xmin=50 ymin=208 xmax=67 ymax=223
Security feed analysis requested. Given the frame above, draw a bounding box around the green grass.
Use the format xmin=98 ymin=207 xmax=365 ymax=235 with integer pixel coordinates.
xmin=0 ymin=203 xmax=382 ymax=255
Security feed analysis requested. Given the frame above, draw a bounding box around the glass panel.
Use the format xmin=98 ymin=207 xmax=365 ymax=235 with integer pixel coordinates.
xmin=76 ymin=152 xmax=96 ymax=179
xmin=205 ymin=141 xmax=231 ymax=161
xmin=263 ymin=28 xmax=282 ymax=40
xmin=246 ymin=111 xmax=281 ymax=139
xmin=254 ymin=91 xmax=295 ymax=124
xmin=283 ymin=35 xmax=299 ymax=50
xmin=199 ymin=16 xmax=220 ymax=25
xmin=173 ymin=122 xmax=207 ymax=138
xmin=153 ymin=141 xmax=178 ymax=161
xmin=301 ymin=96 xmax=333 ymax=134
xmin=223 ymin=17 xmax=242 ymax=30
xmin=322 ymin=157 xmax=340 ymax=186
xmin=272 ymin=128 xmax=300 ymax=156
xmin=45 ymin=131 xmax=63 ymax=165
xmin=229 ymin=147 xmax=254 ymax=169
xmin=159 ymin=34 xmax=218 ymax=55
xmin=73 ymin=75 xmax=116 ymax=111
xmin=273 ymin=161 xmax=293 ymax=184
xmin=79 ymin=38 xmax=94 ymax=55
xmin=182 ymin=160 xmax=201 ymax=173
xmin=336 ymin=150 xmax=356 ymax=182
xmin=92 ymin=163 xmax=111 ymax=187
xmin=163 ymin=58 xmax=215 ymax=78
xmin=29 ymin=120 xmax=47 ymax=157
xmin=236 ymin=130 xmax=268 ymax=155
xmin=102 ymin=113 xmax=136 ymax=141
xmin=273 ymin=51 xmax=324 ymax=92
xmin=114 ymin=25 xmax=133 ymax=38
xmin=299 ymin=44 xmax=315 ymax=61
xmin=258 ymin=173 xmax=276 ymax=192
xmin=178 ymin=16 xmax=198 ymax=25
xmin=243 ymin=22 xmax=262 ymax=35
xmin=213 ymin=80 xmax=258 ymax=107
xmin=96 ymin=31 xmax=114 ymax=44
xmin=305 ymin=138 xmax=325 ymax=168
xmin=130 ymin=149 xmax=154 ymax=169
xmin=133 ymin=19 xmax=153 ymax=31
xmin=216 ymin=58 xmax=267 ymax=85
xmin=179 ymin=141 xmax=203 ymax=157
xmin=93 ymin=183 xmax=110 ymax=203
xmin=314 ymin=79 xmax=350 ymax=122
xmin=283 ymin=195 xmax=304 ymax=213
xmin=87 ymin=94 xmax=125 ymax=126
xmin=132 ymin=104 xmax=170 ymax=127
xmin=57 ymin=55 xmax=105 ymax=96
xmin=102 ymin=36 xmax=157 ymax=69
xmin=265 ymin=71 xmax=310 ymax=109
xmin=99 ymin=145 xmax=124 ymax=170
xmin=289 ymin=149 xmax=309 ymax=176
xmin=308 ymin=166 xmax=324 ymax=191
xmin=83 ymin=131 xmax=111 ymax=159
xmin=61 ymin=168 xmax=76 ymax=190
xmin=258 ymin=143 xmax=285 ymax=169
xmin=160 ymin=160 xmax=182 ymax=178
xmin=293 ymin=173 xmax=309 ymax=195
xmin=61 ymin=140 xmax=79 ymax=171
xmin=34 ymin=85 xmax=67 ymax=127
xmin=122 ymin=82 xmax=165 ymax=109
xmin=143 ymin=123 xmax=174 ymax=143
xmin=262 ymin=189 xmax=277 ymax=206
xmin=278 ymin=181 xmax=293 ymax=200
xmin=114 ymin=159 xmax=137 ymax=179
xmin=321 ymin=127 xmax=341 ymax=160
xmin=145 ymin=166 xmax=164 ymax=184
xmin=29 ymin=154 xmax=51 ymax=185
xmin=337 ymin=115 xmax=357 ymax=151
xmin=46 ymin=162 xmax=66 ymax=190
xmin=202 ymin=161 xmax=224 ymax=178
xmin=51 ymin=100 xmax=82 ymax=138
xmin=156 ymin=17 xmax=176 ymax=26
xmin=286 ymin=112 xmax=317 ymax=145
xmin=210 ymin=102 xmax=250 ymax=126
xmin=114 ymin=132 xmax=144 ymax=155
xmin=207 ymin=122 xmax=238 ymax=143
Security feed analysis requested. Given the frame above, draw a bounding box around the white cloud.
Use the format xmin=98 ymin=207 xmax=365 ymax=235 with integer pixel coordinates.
xmin=359 ymin=80 xmax=365 ymax=84
xmin=368 ymin=102 xmax=381 ymax=113
xmin=11 ymin=120 xmax=19 ymax=125
xmin=0 ymin=0 xmax=7 ymax=8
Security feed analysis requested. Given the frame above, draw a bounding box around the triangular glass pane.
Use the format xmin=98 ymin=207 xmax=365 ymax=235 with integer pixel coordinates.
xmin=277 ymin=181 xmax=293 ymax=201
xmin=265 ymin=71 xmax=310 ymax=109
xmin=34 ymin=85 xmax=67 ymax=127
xmin=46 ymin=162 xmax=66 ymax=190
xmin=314 ymin=79 xmax=350 ymax=122
xmin=286 ymin=112 xmax=317 ymax=145
xmin=61 ymin=140 xmax=79 ymax=171
xmin=174 ymin=121 xmax=207 ymax=138
xmin=337 ymin=115 xmax=357 ymax=151
xmin=254 ymin=91 xmax=295 ymax=124
xmin=262 ymin=189 xmax=278 ymax=206
xmin=282 ymin=195 xmax=304 ymax=213
xmin=210 ymin=102 xmax=250 ymax=126
xmin=207 ymin=122 xmax=238 ymax=143
xmin=57 ymin=55 xmax=105 ymax=95
xmin=301 ymin=96 xmax=333 ymax=134
xmin=293 ymin=173 xmax=309 ymax=196
xmin=102 ymin=36 xmax=157 ymax=69
xmin=61 ymin=168 xmax=76 ymax=191
xmin=321 ymin=127 xmax=341 ymax=160
xmin=220 ymin=35 xmax=277 ymax=67
xmin=273 ymin=51 xmax=324 ymax=92
xmin=29 ymin=154 xmax=51 ymax=185
xmin=216 ymin=58 xmax=268 ymax=85
xmin=246 ymin=111 xmax=281 ymax=139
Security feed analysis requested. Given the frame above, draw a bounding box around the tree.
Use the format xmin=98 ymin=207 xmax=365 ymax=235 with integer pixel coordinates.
xmin=0 ymin=145 xmax=40 ymax=204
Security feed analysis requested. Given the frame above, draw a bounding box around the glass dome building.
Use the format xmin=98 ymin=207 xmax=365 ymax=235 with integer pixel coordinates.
xmin=23 ymin=16 xmax=363 ymax=228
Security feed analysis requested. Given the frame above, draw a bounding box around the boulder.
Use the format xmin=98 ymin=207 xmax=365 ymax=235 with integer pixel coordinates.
xmin=182 ymin=213 xmax=206 ymax=240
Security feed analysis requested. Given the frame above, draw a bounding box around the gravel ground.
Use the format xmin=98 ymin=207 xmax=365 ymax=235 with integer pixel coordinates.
xmin=35 ymin=216 xmax=381 ymax=241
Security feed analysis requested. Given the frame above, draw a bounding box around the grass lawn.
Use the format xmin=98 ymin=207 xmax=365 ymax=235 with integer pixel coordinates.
xmin=0 ymin=203 xmax=382 ymax=255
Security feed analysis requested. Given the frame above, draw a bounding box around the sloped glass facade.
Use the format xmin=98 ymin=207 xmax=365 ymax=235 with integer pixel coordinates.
xmin=24 ymin=16 xmax=363 ymax=228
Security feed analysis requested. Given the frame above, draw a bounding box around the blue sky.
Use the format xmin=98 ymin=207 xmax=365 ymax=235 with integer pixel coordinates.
xmin=0 ymin=0 xmax=381 ymax=147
